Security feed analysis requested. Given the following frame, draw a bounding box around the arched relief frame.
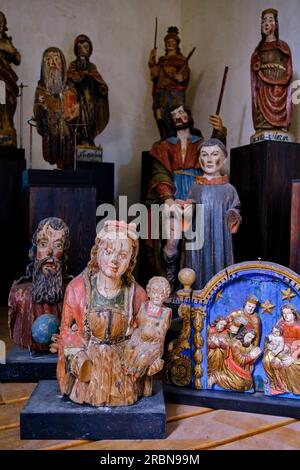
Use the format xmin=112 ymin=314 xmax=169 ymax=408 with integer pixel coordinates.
xmin=167 ymin=261 xmax=300 ymax=399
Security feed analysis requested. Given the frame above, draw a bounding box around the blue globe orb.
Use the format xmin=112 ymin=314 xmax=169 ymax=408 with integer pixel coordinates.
xmin=31 ymin=314 xmax=60 ymax=345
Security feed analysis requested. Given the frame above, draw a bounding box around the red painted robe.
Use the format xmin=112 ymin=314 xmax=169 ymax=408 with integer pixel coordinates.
xmin=8 ymin=282 xmax=62 ymax=351
xmin=251 ymin=40 xmax=293 ymax=129
xmin=57 ymin=271 xmax=148 ymax=406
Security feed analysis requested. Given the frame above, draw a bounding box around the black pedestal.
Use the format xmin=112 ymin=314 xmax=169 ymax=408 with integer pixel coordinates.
xmin=22 ymin=164 xmax=114 ymax=277
xmin=0 ymin=148 xmax=26 ymax=303
xmin=21 ymin=380 xmax=166 ymax=440
xmin=164 ymin=384 xmax=300 ymax=419
xmin=230 ymin=142 xmax=300 ymax=266
xmin=290 ymin=180 xmax=300 ymax=275
xmin=0 ymin=346 xmax=57 ymax=382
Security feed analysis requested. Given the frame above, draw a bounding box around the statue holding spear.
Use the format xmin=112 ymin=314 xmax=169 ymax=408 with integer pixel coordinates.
xmin=148 ymin=23 xmax=195 ymax=139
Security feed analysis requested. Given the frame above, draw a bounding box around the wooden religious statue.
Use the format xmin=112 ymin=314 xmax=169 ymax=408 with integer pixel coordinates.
xmin=123 ymin=276 xmax=172 ymax=396
xmin=34 ymin=47 xmax=79 ymax=169
xmin=263 ymin=304 xmax=300 ymax=395
xmin=251 ymin=9 xmax=293 ymax=143
xmin=207 ymin=295 xmax=262 ymax=392
xmin=57 ymin=221 xmax=171 ymax=407
xmin=148 ymin=26 xmax=191 ymax=139
xmin=166 ymin=261 xmax=300 ymax=405
xmin=0 ymin=11 xmax=21 ymax=146
xmin=145 ymin=107 xmax=226 ymax=292
xmin=183 ymin=138 xmax=241 ymax=289
xmin=67 ymin=34 xmax=109 ymax=147
xmin=8 ymin=217 xmax=70 ymax=351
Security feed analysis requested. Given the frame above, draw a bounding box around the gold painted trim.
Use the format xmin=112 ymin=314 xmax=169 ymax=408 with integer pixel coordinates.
xmin=197 ymin=261 xmax=300 ymax=304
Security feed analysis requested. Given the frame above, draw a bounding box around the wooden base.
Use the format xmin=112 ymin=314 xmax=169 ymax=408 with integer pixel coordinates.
xmin=290 ymin=180 xmax=300 ymax=274
xmin=230 ymin=141 xmax=300 ymax=266
xmin=20 ymin=380 xmax=166 ymax=440
xmin=164 ymin=384 xmax=300 ymax=419
xmin=0 ymin=346 xmax=57 ymax=382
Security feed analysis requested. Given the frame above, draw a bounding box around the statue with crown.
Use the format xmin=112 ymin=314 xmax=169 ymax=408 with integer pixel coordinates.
xmin=250 ymin=8 xmax=293 ymax=143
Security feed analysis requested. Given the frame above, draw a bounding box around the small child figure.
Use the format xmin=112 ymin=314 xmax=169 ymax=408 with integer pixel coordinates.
xmin=266 ymin=325 xmax=294 ymax=367
xmin=123 ymin=276 xmax=172 ymax=396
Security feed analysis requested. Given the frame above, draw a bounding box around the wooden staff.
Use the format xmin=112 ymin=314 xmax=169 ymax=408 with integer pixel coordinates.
xmin=177 ymin=46 xmax=196 ymax=75
xmin=215 ymin=66 xmax=229 ymax=115
xmin=154 ymin=17 xmax=158 ymax=50
xmin=186 ymin=46 xmax=196 ymax=62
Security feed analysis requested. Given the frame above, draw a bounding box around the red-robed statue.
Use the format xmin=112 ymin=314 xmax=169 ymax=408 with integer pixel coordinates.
xmin=67 ymin=34 xmax=109 ymax=146
xmin=251 ymin=9 xmax=293 ymax=142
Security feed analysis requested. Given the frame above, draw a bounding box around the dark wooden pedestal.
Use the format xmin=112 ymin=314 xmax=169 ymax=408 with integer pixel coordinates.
xmin=230 ymin=142 xmax=300 ymax=266
xmin=22 ymin=163 xmax=114 ymax=277
xmin=0 ymin=148 xmax=26 ymax=303
xmin=21 ymin=380 xmax=166 ymax=440
xmin=290 ymin=180 xmax=300 ymax=274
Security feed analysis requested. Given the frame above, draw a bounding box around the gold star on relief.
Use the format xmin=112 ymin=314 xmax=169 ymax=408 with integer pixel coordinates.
xmin=281 ymin=287 xmax=296 ymax=301
xmin=215 ymin=290 xmax=223 ymax=301
xmin=261 ymin=299 xmax=275 ymax=314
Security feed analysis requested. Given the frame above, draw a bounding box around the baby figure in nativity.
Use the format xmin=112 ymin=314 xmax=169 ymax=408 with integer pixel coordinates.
xmin=263 ymin=304 xmax=300 ymax=395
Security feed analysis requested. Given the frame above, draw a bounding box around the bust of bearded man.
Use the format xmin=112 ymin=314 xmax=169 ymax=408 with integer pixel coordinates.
xmin=8 ymin=217 xmax=71 ymax=352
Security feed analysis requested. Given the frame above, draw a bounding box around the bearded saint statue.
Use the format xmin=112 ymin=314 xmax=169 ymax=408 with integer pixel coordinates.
xmin=34 ymin=47 xmax=79 ymax=169
xmin=8 ymin=217 xmax=70 ymax=351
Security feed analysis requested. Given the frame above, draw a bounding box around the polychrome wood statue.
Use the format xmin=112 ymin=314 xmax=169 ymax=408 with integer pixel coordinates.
xmin=67 ymin=34 xmax=109 ymax=146
xmin=149 ymin=26 xmax=192 ymax=139
xmin=251 ymin=9 xmax=293 ymax=143
xmin=0 ymin=11 xmax=21 ymax=146
xmin=184 ymin=138 xmax=241 ymax=289
xmin=8 ymin=217 xmax=70 ymax=351
xmin=34 ymin=47 xmax=79 ymax=169
xmin=263 ymin=304 xmax=300 ymax=395
xmin=123 ymin=276 xmax=172 ymax=396
xmin=146 ymin=108 xmax=226 ymax=292
xmin=57 ymin=221 xmax=170 ymax=407
xmin=166 ymin=261 xmax=300 ymax=402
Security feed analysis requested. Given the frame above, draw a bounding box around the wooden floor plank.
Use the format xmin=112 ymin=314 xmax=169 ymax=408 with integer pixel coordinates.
xmin=166 ymin=409 xmax=295 ymax=441
xmin=0 ymin=383 xmax=36 ymax=404
xmin=0 ymin=402 xmax=24 ymax=429
xmin=0 ymin=428 xmax=78 ymax=450
xmin=63 ymin=410 xmax=296 ymax=451
xmin=165 ymin=403 xmax=214 ymax=422
xmin=214 ymin=421 xmax=300 ymax=450
xmin=61 ymin=439 xmax=210 ymax=451
xmin=0 ymin=404 xmax=298 ymax=450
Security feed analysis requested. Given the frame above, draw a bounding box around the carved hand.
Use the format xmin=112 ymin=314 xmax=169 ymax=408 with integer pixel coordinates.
xmin=227 ymin=210 xmax=241 ymax=234
xmin=149 ymin=48 xmax=157 ymax=65
xmin=147 ymin=358 xmax=164 ymax=376
xmin=49 ymin=333 xmax=60 ymax=354
xmin=208 ymin=114 xmax=224 ymax=132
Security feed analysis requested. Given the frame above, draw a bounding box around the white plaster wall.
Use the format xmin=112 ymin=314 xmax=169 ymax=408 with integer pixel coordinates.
xmin=1 ymin=0 xmax=181 ymax=205
xmin=3 ymin=0 xmax=300 ymax=204
xmin=181 ymin=0 xmax=300 ymax=156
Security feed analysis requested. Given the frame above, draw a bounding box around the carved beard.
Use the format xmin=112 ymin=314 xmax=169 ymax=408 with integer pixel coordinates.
xmin=173 ymin=117 xmax=190 ymax=131
xmin=31 ymin=257 xmax=63 ymax=305
xmin=44 ymin=66 xmax=63 ymax=95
